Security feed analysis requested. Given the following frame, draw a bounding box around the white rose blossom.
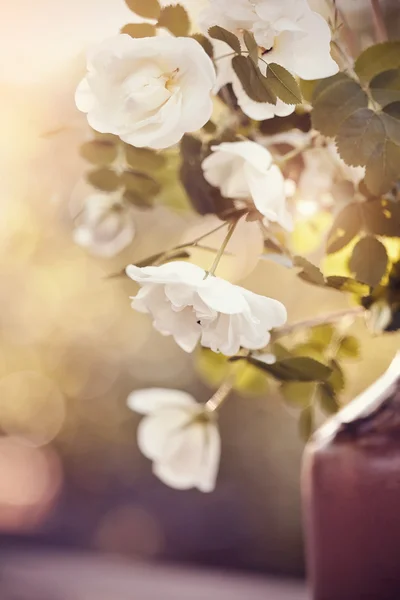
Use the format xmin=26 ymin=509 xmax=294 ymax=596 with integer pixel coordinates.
xmin=73 ymin=193 xmax=135 ymax=257
xmin=202 ymin=141 xmax=293 ymax=231
xmin=75 ymin=34 xmax=216 ymax=150
xmin=127 ymin=388 xmax=221 ymax=492
xmin=126 ymin=260 xmax=287 ymax=355
xmin=202 ymin=0 xmax=338 ymax=119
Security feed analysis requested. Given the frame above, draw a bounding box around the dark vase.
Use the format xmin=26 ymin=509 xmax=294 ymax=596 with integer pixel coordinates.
xmin=302 ymin=353 xmax=400 ymax=600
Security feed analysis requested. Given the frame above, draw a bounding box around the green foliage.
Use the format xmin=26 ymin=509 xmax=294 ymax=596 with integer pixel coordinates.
xmin=124 ymin=145 xmax=166 ymax=172
xmin=336 ymin=336 xmax=361 ymax=360
xmin=124 ymin=0 xmax=160 ymax=19
xmin=294 ymin=256 xmax=325 ymax=286
xmin=312 ymin=73 xmax=368 ymax=137
xmin=354 ymin=42 xmax=400 ymax=84
xmin=232 ymin=56 xmax=276 ymax=103
xmin=158 ymin=4 xmax=190 ymax=37
xmin=299 ymin=406 xmax=314 ymax=441
xmin=192 ymin=34 xmax=214 ymax=59
xmin=317 ymin=383 xmax=339 ymax=415
xmin=243 ymin=30 xmax=258 ymax=65
xmin=121 ymin=170 xmax=161 ymax=197
xmin=370 ymin=69 xmax=400 ymax=107
xmin=309 ymin=324 xmax=335 ymax=348
xmin=348 ymin=235 xmax=388 ymax=287
xmin=281 ymin=381 xmax=315 ymax=408
xmin=326 ymin=204 xmax=361 ymax=254
xmin=293 ymin=256 xmax=369 ymax=296
xmin=328 ymin=359 xmax=345 ymax=393
xmin=267 ymin=63 xmax=302 ymax=105
xmin=247 ymin=356 xmax=332 ymax=382
xmin=208 ymin=25 xmax=241 ymax=54
xmin=80 ymin=140 xmax=118 ymax=166
xmin=121 ymin=23 xmax=156 ymax=37
xmin=87 ymin=168 xmax=120 ymax=192
xmin=336 ymin=107 xmax=400 ymax=196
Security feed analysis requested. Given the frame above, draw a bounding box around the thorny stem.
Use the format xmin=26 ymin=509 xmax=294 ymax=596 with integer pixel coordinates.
xmin=205 ymin=218 xmax=239 ymax=277
xmin=205 ymin=375 xmax=236 ymax=412
xmin=370 ymin=0 xmax=388 ymax=42
xmin=272 ymin=306 xmax=364 ymax=340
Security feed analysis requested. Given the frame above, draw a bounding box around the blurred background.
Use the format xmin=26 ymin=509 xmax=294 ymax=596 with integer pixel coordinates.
xmin=0 ymin=0 xmax=399 ymax=595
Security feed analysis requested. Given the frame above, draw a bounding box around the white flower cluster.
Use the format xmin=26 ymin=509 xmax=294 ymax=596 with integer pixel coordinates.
xmin=73 ymin=0 xmax=339 ymax=492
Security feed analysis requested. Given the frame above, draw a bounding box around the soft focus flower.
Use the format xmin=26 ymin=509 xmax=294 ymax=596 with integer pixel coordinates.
xmin=73 ymin=193 xmax=135 ymax=257
xmin=202 ymin=0 xmax=338 ymax=80
xmin=75 ymin=34 xmax=216 ymax=149
xmin=126 ymin=260 xmax=287 ymax=355
xmin=127 ymin=388 xmax=220 ymax=492
xmin=202 ymin=141 xmax=292 ymax=230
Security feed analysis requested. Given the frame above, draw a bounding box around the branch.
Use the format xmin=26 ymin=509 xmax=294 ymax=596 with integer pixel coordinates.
xmin=272 ymin=307 xmax=364 ymax=340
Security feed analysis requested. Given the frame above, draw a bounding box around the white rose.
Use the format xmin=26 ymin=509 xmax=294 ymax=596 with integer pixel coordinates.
xmin=202 ymin=0 xmax=338 ymax=81
xmin=127 ymin=388 xmax=221 ymax=492
xmin=73 ymin=193 xmax=135 ymax=257
xmin=202 ymin=141 xmax=293 ymax=231
xmin=75 ymin=34 xmax=216 ymax=150
xmin=126 ymin=260 xmax=287 ymax=355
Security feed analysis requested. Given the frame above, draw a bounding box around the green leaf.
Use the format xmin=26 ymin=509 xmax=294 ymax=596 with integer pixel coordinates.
xmin=328 ymin=359 xmax=345 ymax=392
xmin=124 ymin=0 xmax=160 ymax=19
xmin=121 ymin=170 xmax=161 ymax=197
xmin=281 ymin=382 xmax=316 ymax=408
xmin=370 ymin=69 xmax=400 ymax=107
xmin=192 ymin=34 xmax=214 ymax=59
xmin=299 ymin=406 xmax=314 ymax=441
xmin=361 ymin=199 xmax=400 ymax=237
xmin=267 ymin=63 xmax=302 ymax=105
xmin=325 ymin=276 xmax=369 ymax=296
xmin=293 ymin=256 xmax=326 ymax=286
xmin=318 ymin=383 xmax=339 ymax=415
xmin=87 ymin=168 xmax=120 ymax=192
xmin=336 ymin=336 xmax=361 ymax=360
xmin=309 ymin=324 xmax=335 ymax=348
xmin=80 ymin=140 xmax=118 ymax=166
xmin=291 ymin=343 xmax=325 ymax=363
xmin=121 ymin=23 xmax=156 ymax=38
xmin=326 ymin=203 xmax=362 ymax=254
xmin=124 ymin=145 xmax=166 ymax=171
xmin=355 ymin=42 xmax=400 ymax=84
xmin=243 ymin=30 xmax=258 ymax=65
xmin=349 ymin=235 xmax=388 ymax=287
xmin=249 ymin=356 xmax=332 ymax=382
xmin=336 ymin=107 xmax=400 ymax=195
xmin=123 ymin=190 xmax=153 ymax=209
xmin=299 ymin=79 xmax=319 ymax=103
xmin=158 ymin=4 xmax=190 ymax=36
xmin=311 ymin=73 xmax=368 ymax=137
xmin=232 ymin=55 xmax=276 ymax=103
xmin=271 ymin=342 xmax=293 ymax=360
xmin=208 ymin=25 xmax=241 ymax=54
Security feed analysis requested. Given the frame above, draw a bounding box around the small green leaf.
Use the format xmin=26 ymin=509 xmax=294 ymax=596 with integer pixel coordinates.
xmin=293 ymin=256 xmax=326 ymax=286
xmin=232 ymin=55 xmax=276 ymax=103
xmin=121 ymin=170 xmax=161 ymax=197
xmin=124 ymin=145 xmax=166 ymax=172
xmin=281 ymin=382 xmax=316 ymax=408
xmin=336 ymin=107 xmax=400 ymax=195
xmin=361 ymin=198 xmax=400 ymax=237
xmin=326 ymin=203 xmax=362 ymax=254
xmin=271 ymin=342 xmax=293 ymax=360
xmin=208 ymin=25 xmax=241 ymax=54
xmin=121 ymin=23 xmax=156 ymax=38
xmin=370 ymin=69 xmax=400 ymax=107
xmin=312 ymin=73 xmax=368 ymax=137
xmin=158 ymin=4 xmax=190 ymax=36
xmin=299 ymin=406 xmax=314 ymax=441
xmin=192 ymin=34 xmax=214 ymax=59
xmin=249 ymin=356 xmax=332 ymax=382
xmin=328 ymin=359 xmax=345 ymax=393
xmin=349 ymin=235 xmax=388 ymax=287
xmin=309 ymin=324 xmax=335 ymax=348
xmin=87 ymin=168 xmax=120 ymax=192
xmin=80 ymin=140 xmax=118 ymax=166
xmin=355 ymin=41 xmax=400 ymax=84
xmin=124 ymin=0 xmax=160 ymax=19
xmin=318 ymin=383 xmax=339 ymax=415
xmin=123 ymin=190 xmax=153 ymax=209
xmin=336 ymin=336 xmax=361 ymax=360
xmin=267 ymin=63 xmax=302 ymax=105
xmin=299 ymin=79 xmax=318 ymax=103
xmin=243 ymin=30 xmax=258 ymax=65
xmin=291 ymin=343 xmax=325 ymax=363
xmin=325 ymin=276 xmax=369 ymax=296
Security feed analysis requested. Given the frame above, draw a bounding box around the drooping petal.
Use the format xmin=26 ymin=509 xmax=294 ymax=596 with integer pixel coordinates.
xmin=196 ymin=421 xmax=221 ymax=493
xmin=127 ymin=388 xmax=197 ymax=415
